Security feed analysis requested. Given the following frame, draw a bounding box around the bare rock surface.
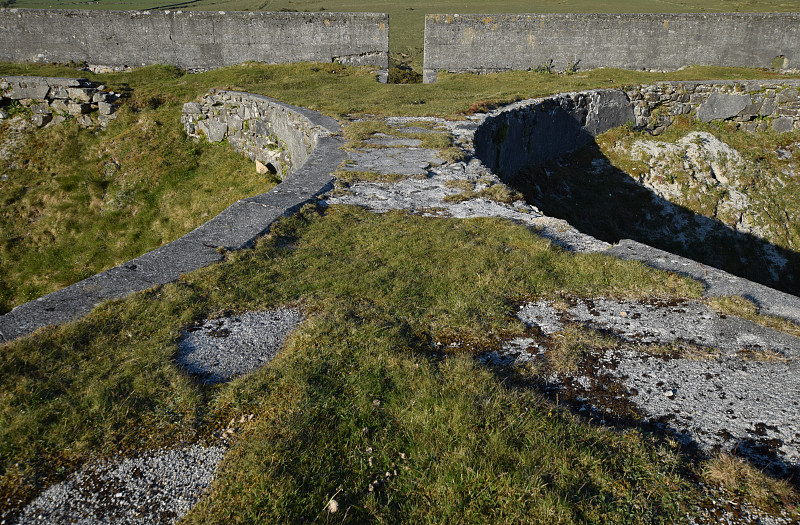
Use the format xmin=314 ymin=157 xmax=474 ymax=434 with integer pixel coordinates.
xmin=324 ymin=117 xmax=610 ymax=252
xmin=495 ymin=297 xmax=800 ymax=474
xmin=16 ymin=444 xmax=225 ymax=524
xmin=177 ymin=308 xmax=304 ymax=384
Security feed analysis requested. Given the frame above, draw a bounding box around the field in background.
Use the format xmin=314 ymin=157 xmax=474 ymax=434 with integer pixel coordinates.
xmin=5 ymin=0 xmax=800 ymax=70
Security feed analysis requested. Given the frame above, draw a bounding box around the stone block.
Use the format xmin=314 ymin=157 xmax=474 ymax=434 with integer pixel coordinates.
xmin=68 ymin=102 xmax=91 ymax=115
xmin=92 ymin=92 xmax=109 ymax=103
xmin=67 ymin=87 xmax=94 ymax=102
xmin=31 ymin=113 xmax=52 ymax=127
xmin=98 ymin=101 xmax=115 ymax=115
xmin=772 ymin=117 xmax=795 ymax=133
xmin=50 ymin=100 xmax=68 ymax=113
xmin=30 ymin=102 xmax=51 ymax=115
xmin=182 ymin=101 xmax=202 ymax=114
xmin=228 ymin=114 xmax=243 ymax=131
xmin=206 ymin=119 xmax=228 ymax=142
xmin=8 ymin=82 xmax=50 ymax=100
xmin=777 ymin=88 xmax=799 ymax=103
xmin=77 ymin=114 xmax=94 ymax=127
xmin=760 ymin=98 xmax=778 ymax=116
xmin=696 ymin=92 xmax=750 ymax=122
xmin=48 ymin=86 xmax=69 ymax=99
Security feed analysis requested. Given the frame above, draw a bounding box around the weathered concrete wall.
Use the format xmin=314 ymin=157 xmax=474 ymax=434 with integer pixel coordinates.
xmin=0 ymin=8 xmax=389 ymax=78
xmin=424 ymin=13 xmax=800 ymax=82
xmin=475 ymin=80 xmax=800 ymax=178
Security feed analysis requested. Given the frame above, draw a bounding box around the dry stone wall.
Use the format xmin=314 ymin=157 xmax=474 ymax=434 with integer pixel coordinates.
xmin=0 ymin=75 xmax=119 ymax=128
xmin=0 ymin=9 xmax=389 ymax=81
xmin=182 ymin=90 xmax=326 ymax=178
xmin=630 ymin=80 xmax=800 ymax=135
xmin=423 ymin=13 xmax=800 ymax=83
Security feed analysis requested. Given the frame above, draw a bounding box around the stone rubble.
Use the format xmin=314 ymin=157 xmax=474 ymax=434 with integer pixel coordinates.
xmin=0 ymin=76 xmax=120 ymax=129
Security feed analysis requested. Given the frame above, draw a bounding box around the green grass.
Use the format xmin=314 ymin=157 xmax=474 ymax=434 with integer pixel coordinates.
xmin=1 ymin=203 xmax=725 ymax=522
xmin=2 ymin=61 xmax=800 ymax=522
xmin=7 ymin=0 xmax=800 ymax=71
xmin=2 ymin=62 xmax=795 ymax=311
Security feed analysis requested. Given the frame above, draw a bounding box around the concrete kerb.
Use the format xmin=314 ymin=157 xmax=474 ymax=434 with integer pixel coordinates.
xmin=474 ymin=83 xmax=800 ymax=324
xmin=0 ymin=93 xmax=344 ymax=343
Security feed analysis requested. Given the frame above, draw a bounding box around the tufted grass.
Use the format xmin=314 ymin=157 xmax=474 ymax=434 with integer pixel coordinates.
xmin=0 ymin=203 xmax=725 ymax=522
xmin=1 ymin=61 xmax=799 ymax=522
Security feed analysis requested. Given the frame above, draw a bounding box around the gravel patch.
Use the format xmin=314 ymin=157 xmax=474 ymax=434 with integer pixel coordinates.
xmin=16 ymin=444 xmax=225 ymax=524
xmin=177 ymin=308 xmax=304 ymax=384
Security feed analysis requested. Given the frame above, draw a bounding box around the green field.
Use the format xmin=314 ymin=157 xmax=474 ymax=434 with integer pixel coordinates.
xmin=6 ymin=0 xmax=800 ymax=69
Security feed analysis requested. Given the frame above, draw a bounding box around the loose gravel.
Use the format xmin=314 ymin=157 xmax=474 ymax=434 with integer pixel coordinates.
xmin=16 ymin=444 xmax=225 ymax=524
xmin=177 ymin=308 xmax=304 ymax=384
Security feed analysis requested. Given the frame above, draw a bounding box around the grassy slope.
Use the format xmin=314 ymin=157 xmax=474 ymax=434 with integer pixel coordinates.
xmin=1 ymin=62 xmax=795 ymax=312
xmin=1 ymin=61 xmax=800 ymax=521
xmin=0 ymin=65 xmax=280 ymax=312
xmin=2 ymin=204 xmax=723 ymax=522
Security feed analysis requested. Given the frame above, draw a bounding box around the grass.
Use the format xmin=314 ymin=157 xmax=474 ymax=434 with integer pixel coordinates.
xmin=7 ymin=0 xmax=800 ymax=71
xmin=3 ymin=62 xmax=795 ymax=311
xmin=2 ymin=61 xmax=800 ymax=521
xmin=707 ymin=295 xmax=800 ymax=338
xmin=0 ymin=204 xmax=733 ymax=522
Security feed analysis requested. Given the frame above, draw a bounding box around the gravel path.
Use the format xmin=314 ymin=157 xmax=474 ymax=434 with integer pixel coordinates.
xmin=16 ymin=445 xmax=225 ymax=524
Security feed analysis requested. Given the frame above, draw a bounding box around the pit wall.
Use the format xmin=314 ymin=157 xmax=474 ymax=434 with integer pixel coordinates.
xmin=0 ymin=88 xmax=345 ymax=343
xmin=423 ymin=13 xmax=800 ymax=83
xmin=182 ymin=90 xmax=322 ymax=178
xmin=0 ymin=75 xmax=119 ymax=128
xmin=475 ymin=80 xmax=800 ymax=178
xmin=0 ymin=9 xmax=389 ymax=80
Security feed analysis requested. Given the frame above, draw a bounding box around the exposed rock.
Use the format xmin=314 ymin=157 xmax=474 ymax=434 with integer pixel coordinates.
xmin=696 ymin=92 xmax=750 ymax=122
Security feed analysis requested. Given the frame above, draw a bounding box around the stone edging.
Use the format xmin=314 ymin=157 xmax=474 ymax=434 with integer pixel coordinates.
xmin=474 ymin=81 xmax=800 ymax=323
xmin=0 ymin=90 xmax=344 ymax=343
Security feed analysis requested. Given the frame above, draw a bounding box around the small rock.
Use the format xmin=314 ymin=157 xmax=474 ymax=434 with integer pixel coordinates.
xmin=98 ymin=101 xmax=116 ymax=115
xmin=372 ymin=399 xmax=381 ymax=407
xmin=31 ymin=113 xmax=52 ymax=128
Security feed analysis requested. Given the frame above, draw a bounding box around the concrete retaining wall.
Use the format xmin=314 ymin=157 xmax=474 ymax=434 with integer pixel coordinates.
xmin=475 ymin=80 xmax=800 ymax=178
xmin=423 ymin=13 xmax=800 ymax=82
xmin=0 ymin=8 xmax=389 ymax=79
xmin=0 ymin=87 xmax=345 ymax=343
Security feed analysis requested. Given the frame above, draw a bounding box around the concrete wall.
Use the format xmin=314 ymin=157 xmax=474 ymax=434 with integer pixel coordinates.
xmin=424 ymin=13 xmax=800 ymax=82
xmin=0 ymin=8 xmax=389 ymax=77
xmin=474 ymin=80 xmax=800 ymax=179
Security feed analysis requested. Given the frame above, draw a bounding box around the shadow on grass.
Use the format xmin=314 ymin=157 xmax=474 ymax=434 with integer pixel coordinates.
xmin=507 ymin=142 xmax=800 ymax=297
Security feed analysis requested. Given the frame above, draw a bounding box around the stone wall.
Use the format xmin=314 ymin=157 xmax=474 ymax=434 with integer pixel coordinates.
xmin=182 ymin=90 xmax=331 ymax=178
xmin=0 ymin=75 xmax=119 ymax=128
xmin=423 ymin=13 xmax=800 ymax=83
xmin=475 ymin=80 xmax=800 ymax=178
xmin=630 ymin=80 xmax=800 ymax=135
xmin=0 ymin=89 xmax=344 ymax=342
xmin=0 ymin=9 xmax=389 ymax=80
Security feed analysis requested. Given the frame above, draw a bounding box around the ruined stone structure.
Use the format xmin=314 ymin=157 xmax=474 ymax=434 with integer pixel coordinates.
xmin=423 ymin=13 xmax=800 ymax=82
xmin=0 ymin=75 xmax=119 ymax=128
xmin=0 ymin=9 xmax=389 ymax=81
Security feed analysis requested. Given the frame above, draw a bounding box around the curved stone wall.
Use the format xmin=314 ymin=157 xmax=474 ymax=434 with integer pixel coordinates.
xmin=475 ymin=80 xmax=800 ymax=322
xmin=0 ymin=88 xmax=344 ymax=343
xmin=476 ymin=80 xmax=800 ymax=178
